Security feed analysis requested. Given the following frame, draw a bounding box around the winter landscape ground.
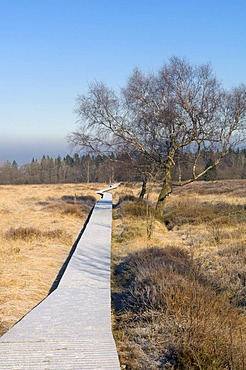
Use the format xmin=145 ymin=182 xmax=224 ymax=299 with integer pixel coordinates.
xmin=0 ymin=180 xmax=245 ymax=369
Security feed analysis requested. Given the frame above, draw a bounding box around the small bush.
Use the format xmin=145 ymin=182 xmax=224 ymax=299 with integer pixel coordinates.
xmin=118 ymin=194 xmax=139 ymax=203
xmin=60 ymin=203 xmax=86 ymax=217
xmin=121 ymin=201 xmax=149 ymax=218
xmin=163 ymin=199 xmax=245 ymax=228
xmin=43 ymin=202 xmax=89 ymax=217
xmin=198 ymin=242 xmax=246 ymax=309
xmin=43 ymin=229 xmax=67 ymax=239
xmin=115 ymin=197 xmax=156 ymax=219
xmin=5 ymin=227 xmax=71 ymax=244
xmin=113 ymin=246 xmax=246 ymax=369
xmin=5 ymin=227 xmax=41 ymax=240
xmin=117 ymin=247 xmax=192 ymax=286
xmin=61 ymin=194 xmax=96 ymax=207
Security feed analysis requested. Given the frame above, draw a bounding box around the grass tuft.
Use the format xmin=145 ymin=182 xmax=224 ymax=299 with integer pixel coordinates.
xmin=61 ymin=194 xmax=96 ymax=207
xmin=43 ymin=202 xmax=90 ymax=217
xmin=163 ymin=198 xmax=246 ymax=228
xmin=5 ymin=227 xmax=41 ymax=240
xmin=4 ymin=226 xmax=72 ymax=245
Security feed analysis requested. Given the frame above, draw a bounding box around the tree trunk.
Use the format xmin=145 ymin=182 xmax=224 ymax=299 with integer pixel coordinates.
xmin=155 ymin=151 xmax=174 ymax=218
xmin=139 ymin=175 xmax=147 ymax=200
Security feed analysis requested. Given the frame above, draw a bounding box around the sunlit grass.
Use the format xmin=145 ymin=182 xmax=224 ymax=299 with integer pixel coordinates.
xmin=0 ymin=183 xmax=101 ymax=336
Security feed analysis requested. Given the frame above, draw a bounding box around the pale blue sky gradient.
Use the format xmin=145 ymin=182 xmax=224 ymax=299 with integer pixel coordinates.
xmin=0 ymin=0 xmax=245 ymax=163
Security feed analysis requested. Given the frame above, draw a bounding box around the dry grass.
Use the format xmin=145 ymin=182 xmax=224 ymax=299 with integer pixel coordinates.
xmin=113 ymin=247 xmax=245 ymax=369
xmin=1 ymin=179 xmax=246 ymax=368
xmin=111 ymin=179 xmax=246 ymax=369
xmin=0 ymin=183 xmax=101 ymax=336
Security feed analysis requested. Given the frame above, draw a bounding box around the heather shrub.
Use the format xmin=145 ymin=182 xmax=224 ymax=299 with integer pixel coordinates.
xmin=43 ymin=202 xmax=88 ymax=217
xmin=198 ymin=241 xmax=246 ymax=309
xmin=5 ymin=227 xmax=71 ymax=244
xmin=61 ymin=194 xmax=96 ymax=207
xmin=113 ymin=246 xmax=246 ymax=369
xmin=5 ymin=227 xmax=41 ymax=240
xmin=163 ymin=199 xmax=245 ymax=228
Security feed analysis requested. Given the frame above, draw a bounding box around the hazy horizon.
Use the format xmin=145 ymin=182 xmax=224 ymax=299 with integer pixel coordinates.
xmin=1 ymin=0 xmax=245 ymax=164
xmin=0 ymin=136 xmax=71 ymax=165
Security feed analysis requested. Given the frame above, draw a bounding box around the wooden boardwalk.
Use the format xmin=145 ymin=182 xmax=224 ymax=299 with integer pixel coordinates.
xmin=0 ymin=190 xmax=121 ymax=369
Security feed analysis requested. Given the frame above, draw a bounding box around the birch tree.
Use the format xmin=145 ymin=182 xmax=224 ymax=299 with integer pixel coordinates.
xmin=69 ymin=57 xmax=246 ymax=216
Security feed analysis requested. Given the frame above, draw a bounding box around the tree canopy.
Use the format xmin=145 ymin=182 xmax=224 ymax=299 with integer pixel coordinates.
xmin=69 ymin=57 xmax=246 ymax=215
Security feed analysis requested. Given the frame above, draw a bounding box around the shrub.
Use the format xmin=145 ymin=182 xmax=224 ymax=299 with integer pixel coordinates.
xmin=121 ymin=201 xmax=150 ymax=218
xmin=113 ymin=246 xmax=246 ymax=369
xmin=60 ymin=203 xmax=86 ymax=217
xmin=163 ymin=199 xmax=245 ymax=228
xmin=118 ymin=194 xmax=139 ymax=203
xmin=198 ymin=242 xmax=246 ymax=309
xmin=5 ymin=227 xmax=71 ymax=244
xmin=5 ymin=227 xmax=41 ymax=240
xmin=61 ymin=194 xmax=96 ymax=207
xmin=43 ymin=202 xmax=89 ymax=217
xmin=114 ymin=195 xmax=156 ymax=220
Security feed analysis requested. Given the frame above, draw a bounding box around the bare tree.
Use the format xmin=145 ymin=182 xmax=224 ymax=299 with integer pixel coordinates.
xmin=69 ymin=57 xmax=246 ymax=216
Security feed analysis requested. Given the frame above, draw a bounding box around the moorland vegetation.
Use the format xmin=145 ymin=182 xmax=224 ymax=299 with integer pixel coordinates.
xmin=0 ymin=180 xmax=245 ymax=369
xmin=111 ymin=180 xmax=246 ymax=369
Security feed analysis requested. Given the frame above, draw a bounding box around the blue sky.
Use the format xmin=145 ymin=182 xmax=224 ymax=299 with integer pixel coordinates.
xmin=0 ymin=0 xmax=245 ymax=164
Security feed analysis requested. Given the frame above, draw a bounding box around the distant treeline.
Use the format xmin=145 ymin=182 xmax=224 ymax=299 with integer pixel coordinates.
xmin=0 ymin=149 xmax=245 ymax=185
xmin=0 ymin=154 xmax=123 ymax=185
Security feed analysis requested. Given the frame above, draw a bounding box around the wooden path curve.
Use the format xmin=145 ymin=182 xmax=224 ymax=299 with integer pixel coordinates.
xmin=0 ymin=187 xmax=121 ymax=369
